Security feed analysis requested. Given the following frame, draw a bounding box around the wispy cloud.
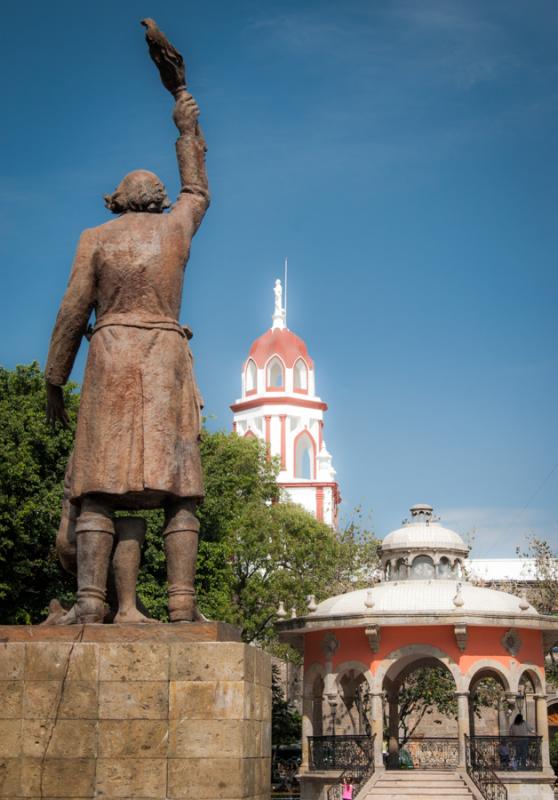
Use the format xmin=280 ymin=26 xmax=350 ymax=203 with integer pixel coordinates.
xmin=438 ymin=505 xmax=558 ymax=557
xmin=245 ymin=1 xmax=519 ymax=90
xmin=239 ymin=1 xmax=558 ymax=180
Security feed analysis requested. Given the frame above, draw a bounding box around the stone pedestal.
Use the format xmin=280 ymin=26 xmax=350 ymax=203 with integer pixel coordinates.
xmin=0 ymin=622 xmax=271 ymax=800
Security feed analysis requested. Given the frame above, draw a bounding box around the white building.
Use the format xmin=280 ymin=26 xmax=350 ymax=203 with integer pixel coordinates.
xmin=231 ymin=280 xmax=340 ymax=526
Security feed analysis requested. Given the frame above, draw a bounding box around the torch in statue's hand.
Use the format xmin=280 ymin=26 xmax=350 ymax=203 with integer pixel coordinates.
xmin=141 ymin=18 xmax=186 ymax=97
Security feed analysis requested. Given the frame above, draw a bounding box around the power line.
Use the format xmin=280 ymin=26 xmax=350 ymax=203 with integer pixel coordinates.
xmin=512 ymin=461 xmax=558 ymax=525
xmin=487 ymin=460 xmax=558 ymax=554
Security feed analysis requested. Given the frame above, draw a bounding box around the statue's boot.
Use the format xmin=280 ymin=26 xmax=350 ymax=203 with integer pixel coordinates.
xmin=163 ymin=500 xmax=201 ymax=622
xmin=42 ymin=462 xmax=80 ymax=626
xmin=111 ymin=517 xmax=157 ymax=624
xmin=41 ymin=599 xmax=73 ymax=625
xmin=75 ymin=499 xmax=115 ymax=624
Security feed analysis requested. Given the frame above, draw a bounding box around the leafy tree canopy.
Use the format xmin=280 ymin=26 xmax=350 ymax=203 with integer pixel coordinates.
xmin=0 ymin=363 xmax=79 ymax=623
xmin=272 ymin=664 xmax=301 ymax=747
xmin=396 ymin=669 xmax=502 ymax=743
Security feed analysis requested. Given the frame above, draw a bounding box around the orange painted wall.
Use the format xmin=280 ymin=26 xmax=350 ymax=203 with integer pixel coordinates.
xmin=304 ymin=625 xmax=544 ymax=676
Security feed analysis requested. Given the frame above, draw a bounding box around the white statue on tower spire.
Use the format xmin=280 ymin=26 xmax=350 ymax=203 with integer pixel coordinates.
xmin=272 ymin=278 xmax=286 ymax=330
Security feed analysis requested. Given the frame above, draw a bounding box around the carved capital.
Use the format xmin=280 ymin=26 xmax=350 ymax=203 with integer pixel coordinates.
xmin=365 ymin=625 xmax=381 ymax=653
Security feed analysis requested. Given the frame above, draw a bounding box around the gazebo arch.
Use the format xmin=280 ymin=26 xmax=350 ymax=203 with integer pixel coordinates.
xmin=333 ymin=661 xmax=373 ymax=736
xmin=467 ymin=666 xmax=509 ymax=738
xmin=377 ymin=647 xmax=461 ymax=770
xmin=373 ymin=643 xmax=462 ymax=693
xmin=465 ymin=660 xmax=512 ymax=694
xmin=334 ymin=660 xmax=373 ymax=691
xmin=511 ymin=665 xmax=544 ymax=695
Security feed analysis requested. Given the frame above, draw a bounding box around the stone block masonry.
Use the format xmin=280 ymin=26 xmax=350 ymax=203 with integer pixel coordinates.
xmin=0 ymin=622 xmax=271 ymax=799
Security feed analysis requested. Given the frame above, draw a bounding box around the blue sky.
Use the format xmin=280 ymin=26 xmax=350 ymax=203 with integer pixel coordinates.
xmin=1 ymin=0 xmax=557 ymax=556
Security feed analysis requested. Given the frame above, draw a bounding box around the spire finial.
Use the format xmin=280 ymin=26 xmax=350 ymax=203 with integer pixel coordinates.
xmin=272 ymin=278 xmax=286 ymax=330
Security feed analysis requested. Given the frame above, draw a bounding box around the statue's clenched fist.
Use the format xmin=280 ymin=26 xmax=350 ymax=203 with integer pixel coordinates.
xmin=173 ymin=91 xmax=200 ymax=133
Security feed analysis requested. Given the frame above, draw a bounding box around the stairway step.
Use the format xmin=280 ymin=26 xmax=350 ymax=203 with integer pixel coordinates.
xmin=375 ymin=782 xmax=468 ymax=788
xmin=374 ymin=784 xmax=471 ymax=797
xmin=381 ymin=773 xmax=459 ymax=779
xmin=359 ymin=770 xmax=474 ymax=800
xmin=364 ymin=795 xmax=470 ymax=800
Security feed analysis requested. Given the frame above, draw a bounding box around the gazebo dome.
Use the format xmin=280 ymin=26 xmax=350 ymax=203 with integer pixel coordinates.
xmin=380 ymin=504 xmax=470 ymax=581
xmin=309 ymin=579 xmax=539 ymax=619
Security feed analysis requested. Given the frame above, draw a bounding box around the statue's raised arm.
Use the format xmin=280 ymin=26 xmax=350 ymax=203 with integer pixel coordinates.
xmin=142 ymin=19 xmax=209 ymax=231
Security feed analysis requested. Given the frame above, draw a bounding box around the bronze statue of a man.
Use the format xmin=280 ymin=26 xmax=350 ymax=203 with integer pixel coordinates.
xmin=45 ymin=21 xmax=209 ymax=624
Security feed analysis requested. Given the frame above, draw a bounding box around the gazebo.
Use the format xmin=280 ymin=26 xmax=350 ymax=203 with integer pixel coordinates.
xmin=278 ymin=504 xmax=558 ymax=800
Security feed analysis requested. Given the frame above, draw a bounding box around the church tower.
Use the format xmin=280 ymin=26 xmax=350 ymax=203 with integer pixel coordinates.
xmin=231 ymin=280 xmax=340 ymax=526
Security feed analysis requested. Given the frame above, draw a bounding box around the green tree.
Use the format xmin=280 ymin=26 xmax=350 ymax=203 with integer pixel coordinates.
xmin=272 ymin=664 xmax=301 ymax=747
xmin=210 ymin=498 xmax=378 ymax=644
xmin=396 ymin=667 xmax=508 ymax=743
xmin=396 ymin=666 xmax=458 ymax=742
xmin=516 ymin=537 xmax=558 ymax=616
xmin=0 ymin=363 xmax=79 ymax=623
xmin=549 ymin=732 xmax=558 ymax=775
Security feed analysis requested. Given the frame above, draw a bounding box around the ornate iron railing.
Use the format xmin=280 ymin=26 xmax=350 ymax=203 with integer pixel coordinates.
xmin=465 ymin=735 xmax=508 ymax=800
xmin=308 ymin=734 xmax=374 ymax=773
xmin=387 ymin=737 xmax=459 ymax=770
xmin=306 ymin=735 xmax=374 ymax=800
xmin=468 ymin=736 xmax=542 ymax=772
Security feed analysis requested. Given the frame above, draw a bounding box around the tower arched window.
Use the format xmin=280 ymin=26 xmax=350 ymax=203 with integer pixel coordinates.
xmin=294 ymin=431 xmax=315 ymax=479
xmin=245 ymin=359 xmax=257 ymax=394
xmin=267 ymin=357 xmax=284 ymax=389
xmin=293 ymin=358 xmax=308 ymax=392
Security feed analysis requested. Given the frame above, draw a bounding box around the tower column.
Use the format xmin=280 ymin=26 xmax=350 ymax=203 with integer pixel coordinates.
xmin=316 ymin=487 xmax=324 ymax=522
xmin=264 ymin=415 xmax=271 ymax=459
xmin=279 ymin=414 xmax=286 ymax=470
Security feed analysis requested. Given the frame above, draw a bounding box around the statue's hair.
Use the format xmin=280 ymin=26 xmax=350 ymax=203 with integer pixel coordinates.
xmin=104 ymin=170 xmax=171 ymax=214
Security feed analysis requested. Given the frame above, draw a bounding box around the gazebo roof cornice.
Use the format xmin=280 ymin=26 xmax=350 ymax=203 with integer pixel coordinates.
xmin=278 ymin=610 xmax=558 ymax=639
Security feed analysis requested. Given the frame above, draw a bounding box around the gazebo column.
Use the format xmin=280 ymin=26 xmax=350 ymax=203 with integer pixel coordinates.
xmin=535 ymin=694 xmax=552 ymax=770
xmin=505 ymin=691 xmax=519 ymax=725
xmin=325 ymin=689 xmax=340 ymax=736
xmin=498 ymin=696 xmax=508 ymax=735
xmin=301 ymin=692 xmax=313 ymax=771
xmin=370 ymin=691 xmax=385 ymax=771
xmin=387 ymin=691 xmax=399 ymax=768
xmin=455 ymin=691 xmax=470 ymax=768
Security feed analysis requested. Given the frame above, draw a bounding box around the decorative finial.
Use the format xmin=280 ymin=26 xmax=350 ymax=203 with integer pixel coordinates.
xmin=364 ymin=589 xmax=375 ymax=609
xmin=272 ymin=279 xmax=286 ymax=330
xmin=306 ymin=594 xmax=318 ymax=612
xmin=519 ymin=591 xmax=530 ymax=611
xmin=290 ymin=607 xmax=297 ymax=619
xmin=276 ymin=601 xmax=287 ymax=619
xmin=453 ymin=583 xmax=465 ymax=608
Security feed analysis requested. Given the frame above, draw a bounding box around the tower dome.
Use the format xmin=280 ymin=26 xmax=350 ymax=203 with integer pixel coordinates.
xmin=380 ymin=504 xmax=470 ymax=581
xmin=231 ymin=279 xmax=340 ymax=525
xmin=247 ymin=327 xmax=314 ymax=371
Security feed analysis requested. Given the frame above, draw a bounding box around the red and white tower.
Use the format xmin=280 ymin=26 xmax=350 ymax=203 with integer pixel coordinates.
xmin=231 ymin=279 xmax=340 ymax=526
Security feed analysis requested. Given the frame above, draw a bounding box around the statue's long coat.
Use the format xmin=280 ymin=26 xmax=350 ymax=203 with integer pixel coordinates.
xmin=46 ymin=189 xmax=208 ymax=509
